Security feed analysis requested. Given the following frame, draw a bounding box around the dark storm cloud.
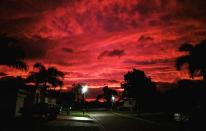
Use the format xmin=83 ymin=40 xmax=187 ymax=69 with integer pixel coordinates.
xmin=98 ymin=49 xmax=125 ymax=59
xmin=17 ymin=37 xmax=53 ymax=60
xmin=102 ymin=16 xmax=127 ymax=32
xmin=107 ymin=80 xmax=119 ymax=83
xmin=55 ymin=61 xmax=74 ymax=67
xmin=62 ymin=48 xmax=74 ymax=53
xmin=193 ymin=30 xmax=206 ymax=36
xmin=0 ymin=35 xmax=48 ymax=60
xmin=0 ymin=72 xmax=7 ymax=76
xmin=138 ymin=35 xmax=154 ymax=42
xmin=160 ymin=0 xmax=206 ymax=23
xmin=107 ymin=49 xmax=125 ymax=57
xmin=0 ymin=16 xmax=42 ymax=36
xmin=131 ymin=0 xmax=159 ymax=15
xmin=0 ymin=0 xmax=73 ymax=19
xmin=124 ymin=58 xmax=175 ymax=66
xmin=177 ymin=0 xmax=206 ymax=16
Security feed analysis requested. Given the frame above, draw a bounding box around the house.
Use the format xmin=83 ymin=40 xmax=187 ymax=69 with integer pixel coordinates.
xmin=44 ymin=90 xmax=58 ymax=106
xmin=0 ymin=76 xmax=32 ymax=119
xmin=15 ymin=88 xmax=32 ymax=117
xmin=0 ymin=76 xmax=61 ymax=120
xmin=117 ymin=98 xmax=136 ymax=111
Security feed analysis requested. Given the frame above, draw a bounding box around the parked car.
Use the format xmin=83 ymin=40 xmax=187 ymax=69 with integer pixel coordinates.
xmin=20 ymin=103 xmax=59 ymax=120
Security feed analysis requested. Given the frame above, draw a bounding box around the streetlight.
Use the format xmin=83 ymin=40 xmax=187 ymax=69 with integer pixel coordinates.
xmin=111 ymin=96 xmax=115 ymax=102
xmin=111 ymin=95 xmax=115 ymax=111
xmin=82 ymin=85 xmax=88 ymax=94
xmin=82 ymin=85 xmax=88 ymax=115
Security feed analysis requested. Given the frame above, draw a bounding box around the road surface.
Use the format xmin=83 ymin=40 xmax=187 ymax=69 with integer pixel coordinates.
xmin=89 ymin=111 xmax=179 ymax=131
xmin=3 ymin=111 xmax=181 ymax=131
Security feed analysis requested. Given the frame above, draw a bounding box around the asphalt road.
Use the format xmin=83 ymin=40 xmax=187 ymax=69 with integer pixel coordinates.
xmin=2 ymin=111 xmax=181 ymax=131
xmin=89 ymin=111 xmax=179 ymax=131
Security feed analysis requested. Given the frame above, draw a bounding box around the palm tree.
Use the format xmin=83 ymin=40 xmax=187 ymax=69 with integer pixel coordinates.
xmin=102 ymin=86 xmax=117 ymax=103
xmin=27 ymin=63 xmax=64 ymax=89
xmin=27 ymin=63 xmax=64 ymax=103
xmin=47 ymin=67 xmax=64 ymax=89
xmin=0 ymin=34 xmax=27 ymax=70
xmin=176 ymin=40 xmax=206 ymax=80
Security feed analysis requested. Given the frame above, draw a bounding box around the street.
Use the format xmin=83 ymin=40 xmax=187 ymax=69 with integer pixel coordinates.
xmin=89 ymin=111 xmax=179 ymax=131
xmin=3 ymin=111 xmax=181 ymax=131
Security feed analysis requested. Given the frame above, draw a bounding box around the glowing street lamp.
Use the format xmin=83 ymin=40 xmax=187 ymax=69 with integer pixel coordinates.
xmin=111 ymin=95 xmax=115 ymax=110
xmin=111 ymin=95 xmax=115 ymax=102
xmin=82 ymin=85 xmax=88 ymax=115
xmin=82 ymin=85 xmax=88 ymax=94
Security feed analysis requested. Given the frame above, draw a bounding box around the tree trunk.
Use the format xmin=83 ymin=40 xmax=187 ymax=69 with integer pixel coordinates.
xmin=34 ymin=83 xmax=39 ymax=104
xmin=135 ymin=98 xmax=141 ymax=115
xmin=40 ymin=82 xmax=47 ymax=103
xmin=202 ymin=69 xmax=206 ymax=81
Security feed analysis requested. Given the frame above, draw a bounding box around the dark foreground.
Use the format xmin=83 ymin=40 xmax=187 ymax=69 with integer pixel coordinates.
xmin=89 ymin=111 xmax=179 ymax=131
xmin=2 ymin=110 xmax=204 ymax=131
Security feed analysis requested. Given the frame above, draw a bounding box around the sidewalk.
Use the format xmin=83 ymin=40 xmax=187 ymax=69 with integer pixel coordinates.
xmin=45 ymin=115 xmax=100 ymax=130
xmin=45 ymin=112 xmax=101 ymax=131
xmin=57 ymin=114 xmax=95 ymax=122
xmin=2 ymin=112 xmax=101 ymax=131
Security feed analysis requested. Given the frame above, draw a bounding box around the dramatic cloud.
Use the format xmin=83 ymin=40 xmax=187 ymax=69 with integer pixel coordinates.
xmin=1 ymin=0 xmax=206 ymax=98
xmin=107 ymin=79 xmax=119 ymax=83
xmin=19 ymin=37 xmax=50 ymax=60
xmin=138 ymin=35 xmax=154 ymax=42
xmin=0 ymin=72 xmax=6 ymax=76
xmin=62 ymin=48 xmax=74 ymax=53
xmin=98 ymin=49 xmax=125 ymax=59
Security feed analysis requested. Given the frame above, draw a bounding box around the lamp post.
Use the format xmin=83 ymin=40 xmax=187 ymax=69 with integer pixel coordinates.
xmin=82 ymin=85 xmax=88 ymax=115
xmin=111 ymin=95 xmax=115 ymax=111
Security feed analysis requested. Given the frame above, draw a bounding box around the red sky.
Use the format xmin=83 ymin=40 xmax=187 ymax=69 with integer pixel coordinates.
xmin=1 ymin=0 xmax=206 ymax=97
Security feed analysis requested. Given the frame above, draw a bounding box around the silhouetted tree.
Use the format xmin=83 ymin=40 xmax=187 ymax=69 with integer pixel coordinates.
xmin=96 ymin=94 xmax=103 ymax=102
xmin=47 ymin=67 xmax=64 ymax=89
xmin=71 ymin=83 xmax=83 ymax=103
xmin=176 ymin=40 xmax=206 ymax=80
xmin=102 ymin=86 xmax=118 ymax=103
xmin=58 ymin=91 xmax=75 ymax=109
xmin=27 ymin=63 xmax=64 ymax=103
xmin=164 ymin=80 xmax=195 ymax=114
xmin=0 ymin=35 xmax=27 ymax=70
xmin=27 ymin=63 xmax=64 ymax=89
xmin=121 ymin=69 xmax=156 ymax=113
xmin=27 ymin=63 xmax=47 ymax=88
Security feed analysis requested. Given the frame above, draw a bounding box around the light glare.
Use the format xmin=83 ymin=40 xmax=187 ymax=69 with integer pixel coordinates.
xmin=82 ymin=85 xmax=88 ymax=94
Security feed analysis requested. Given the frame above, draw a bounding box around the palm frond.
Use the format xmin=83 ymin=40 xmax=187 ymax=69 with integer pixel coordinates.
xmin=175 ymin=55 xmax=190 ymax=70
xmin=48 ymin=78 xmax=63 ymax=87
xmin=33 ymin=62 xmax=46 ymax=71
xmin=47 ymin=67 xmax=65 ymax=78
xmin=178 ymin=43 xmax=194 ymax=52
xmin=6 ymin=60 xmax=28 ymax=71
xmin=188 ymin=64 xmax=196 ymax=79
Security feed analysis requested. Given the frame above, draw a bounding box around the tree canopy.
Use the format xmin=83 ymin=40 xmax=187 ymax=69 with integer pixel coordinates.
xmin=121 ymin=69 xmax=156 ymax=98
xmin=27 ymin=63 xmax=64 ymax=89
xmin=176 ymin=40 xmax=206 ymax=80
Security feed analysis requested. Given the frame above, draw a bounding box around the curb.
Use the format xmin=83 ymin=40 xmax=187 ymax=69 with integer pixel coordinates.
xmin=88 ymin=113 xmax=106 ymax=131
xmin=113 ymin=112 xmax=160 ymax=125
